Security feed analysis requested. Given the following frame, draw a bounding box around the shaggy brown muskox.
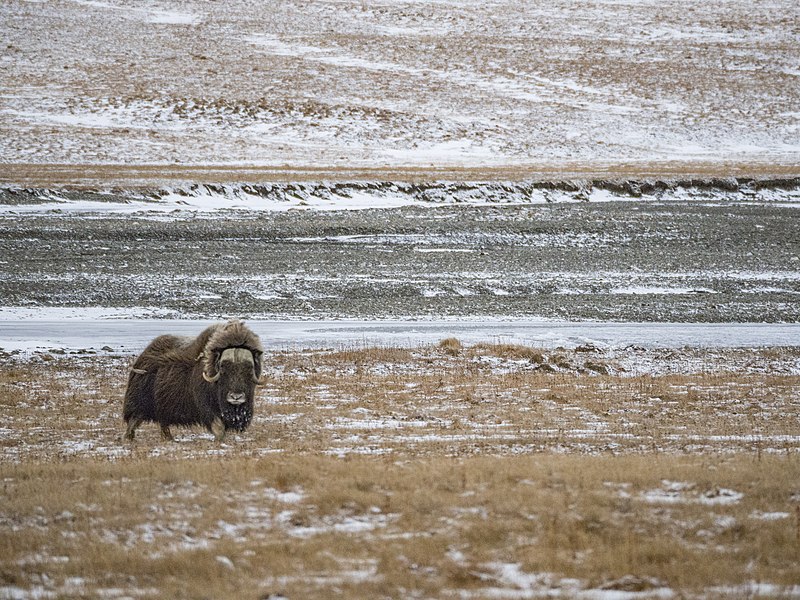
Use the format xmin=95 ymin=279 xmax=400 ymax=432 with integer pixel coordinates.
xmin=123 ymin=320 xmax=264 ymax=442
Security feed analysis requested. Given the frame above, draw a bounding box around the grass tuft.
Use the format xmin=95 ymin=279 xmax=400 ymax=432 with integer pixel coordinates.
xmin=438 ymin=337 xmax=463 ymax=356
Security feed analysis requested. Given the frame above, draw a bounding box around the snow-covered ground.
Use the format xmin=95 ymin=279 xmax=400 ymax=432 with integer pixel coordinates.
xmin=2 ymin=0 xmax=798 ymax=174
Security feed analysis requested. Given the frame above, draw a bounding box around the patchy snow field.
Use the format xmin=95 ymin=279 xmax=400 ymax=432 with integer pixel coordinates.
xmin=1 ymin=0 xmax=799 ymax=179
xmin=1 ymin=345 xmax=800 ymax=598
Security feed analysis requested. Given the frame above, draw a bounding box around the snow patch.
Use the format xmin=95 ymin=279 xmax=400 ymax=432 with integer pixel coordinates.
xmin=68 ymin=0 xmax=199 ymax=25
xmin=749 ymin=511 xmax=791 ymax=521
xmin=640 ymin=482 xmax=744 ymax=506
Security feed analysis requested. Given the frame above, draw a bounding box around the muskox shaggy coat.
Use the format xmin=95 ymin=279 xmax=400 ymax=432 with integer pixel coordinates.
xmin=123 ymin=320 xmax=264 ymax=441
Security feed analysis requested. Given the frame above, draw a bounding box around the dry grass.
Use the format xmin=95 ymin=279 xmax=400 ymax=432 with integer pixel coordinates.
xmin=1 ymin=344 xmax=800 ymax=598
xmin=3 ymin=344 xmax=800 ymax=459
xmin=2 ymin=455 xmax=799 ymax=598
xmin=471 ymin=342 xmax=545 ymax=363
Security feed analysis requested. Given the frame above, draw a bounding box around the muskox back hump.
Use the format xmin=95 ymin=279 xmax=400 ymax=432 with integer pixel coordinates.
xmin=123 ymin=335 xmax=190 ymax=423
xmin=140 ymin=334 xmax=194 ymax=362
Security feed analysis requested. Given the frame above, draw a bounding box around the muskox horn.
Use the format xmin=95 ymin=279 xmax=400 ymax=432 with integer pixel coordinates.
xmin=251 ymin=351 xmax=263 ymax=384
xmin=205 ymin=348 xmax=258 ymax=383
xmin=203 ymin=349 xmax=226 ymax=383
xmin=221 ymin=348 xmax=249 ymax=363
xmin=203 ymin=370 xmax=221 ymax=383
xmin=226 ymin=348 xmax=261 ymax=384
xmin=225 ymin=348 xmax=260 ymax=383
xmin=206 ymin=348 xmax=241 ymax=382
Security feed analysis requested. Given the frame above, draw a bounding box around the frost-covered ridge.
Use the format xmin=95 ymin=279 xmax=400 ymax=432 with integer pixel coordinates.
xmin=2 ymin=177 xmax=799 ymax=212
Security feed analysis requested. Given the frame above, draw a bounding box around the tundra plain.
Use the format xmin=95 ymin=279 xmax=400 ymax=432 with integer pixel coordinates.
xmin=2 ymin=343 xmax=800 ymax=599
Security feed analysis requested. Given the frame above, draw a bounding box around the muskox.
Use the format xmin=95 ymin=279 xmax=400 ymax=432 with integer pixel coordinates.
xmin=123 ymin=320 xmax=264 ymax=442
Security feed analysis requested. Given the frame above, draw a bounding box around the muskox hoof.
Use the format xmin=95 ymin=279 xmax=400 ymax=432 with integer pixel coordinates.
xmin=160 ymin=425 xmax=175 ymax=442
xmin=124 ymin=417 xmax=143 ymax=442
xmin=210 ymin=417 xmax=226 ymax=442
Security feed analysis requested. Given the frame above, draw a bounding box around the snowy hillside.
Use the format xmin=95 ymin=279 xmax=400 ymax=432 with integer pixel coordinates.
xmin=2 ymin=0 xmax=799 ymax=176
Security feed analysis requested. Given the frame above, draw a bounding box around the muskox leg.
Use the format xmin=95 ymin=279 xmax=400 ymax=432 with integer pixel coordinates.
xmin=124 ymin=417 xmax=143 ymax=441
xmin=210 ymin=417 xmax=226 ymax=442
xmin=160 ymin=424 xmax=175 ymax=442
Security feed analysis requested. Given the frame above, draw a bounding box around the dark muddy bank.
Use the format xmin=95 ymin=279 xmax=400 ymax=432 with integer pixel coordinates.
xmin=2 ymin=177 xmax=800 ymax=205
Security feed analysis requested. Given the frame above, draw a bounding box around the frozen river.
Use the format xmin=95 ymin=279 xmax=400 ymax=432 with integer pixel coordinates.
xmin=1 ymin=318 xmax=799 ymax=353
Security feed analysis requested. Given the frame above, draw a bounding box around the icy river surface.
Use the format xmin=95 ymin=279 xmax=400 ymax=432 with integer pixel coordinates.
xmin=1 ymin=318 xmax=800 ymax=354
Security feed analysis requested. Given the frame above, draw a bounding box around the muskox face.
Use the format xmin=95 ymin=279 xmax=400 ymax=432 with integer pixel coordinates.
xmin=203 ymin=347 xmax=262 ymax=430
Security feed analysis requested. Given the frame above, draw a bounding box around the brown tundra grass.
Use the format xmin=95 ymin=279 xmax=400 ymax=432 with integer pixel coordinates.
xmin=1 ymin=343 xmax=800 ymax=598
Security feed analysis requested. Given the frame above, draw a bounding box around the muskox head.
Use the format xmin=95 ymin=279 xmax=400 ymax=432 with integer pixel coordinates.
xmin=202 ymin=346 xmax=262 ymax=432
xmin=203 ymin=347 xmax=262 ymax=400
xmin=199 ymin=320 xmax=264 ymax=432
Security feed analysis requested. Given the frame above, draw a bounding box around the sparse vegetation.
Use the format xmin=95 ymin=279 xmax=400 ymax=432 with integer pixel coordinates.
xmin=471 ymin=342 xmax=544 ymax=363
xmin=2 ymin=454 xmax=799 ymax=598
xmin=1 ymin=344 xmax=800 ymax=598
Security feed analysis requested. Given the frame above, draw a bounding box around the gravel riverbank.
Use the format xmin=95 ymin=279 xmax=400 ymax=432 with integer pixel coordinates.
xmin=1 ymin=182 xmax=798 ymax=323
